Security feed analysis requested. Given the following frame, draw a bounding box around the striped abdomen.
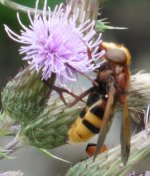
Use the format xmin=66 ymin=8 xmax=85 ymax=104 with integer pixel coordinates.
xmin=68 ymin=86 xmax=107 ymax=143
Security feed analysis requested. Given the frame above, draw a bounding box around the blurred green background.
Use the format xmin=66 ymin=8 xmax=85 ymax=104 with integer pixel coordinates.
xmin=0 ymin=0 xmax=150 ymax=175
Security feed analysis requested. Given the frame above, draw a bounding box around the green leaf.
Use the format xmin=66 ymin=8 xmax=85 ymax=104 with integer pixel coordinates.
xmin=96 ymin=19 xmax=127 ymax=32
xmin=38 ymin=148 xmax=71 ymax=164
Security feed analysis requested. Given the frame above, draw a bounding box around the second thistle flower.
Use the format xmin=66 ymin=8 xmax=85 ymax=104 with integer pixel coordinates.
xmin=4 ymin=0 xmax=104 ymax=87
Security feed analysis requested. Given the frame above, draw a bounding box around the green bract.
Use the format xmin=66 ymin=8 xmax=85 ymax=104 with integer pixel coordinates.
xmin=1 ymin=66 xmax=54 ymax=124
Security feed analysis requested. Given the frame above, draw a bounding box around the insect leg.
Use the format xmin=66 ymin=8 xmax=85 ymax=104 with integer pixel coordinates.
xmin=52 ymin=85 xmax=92 ymax=107
xmin=43 ymin=79 xmax=92 ymax=107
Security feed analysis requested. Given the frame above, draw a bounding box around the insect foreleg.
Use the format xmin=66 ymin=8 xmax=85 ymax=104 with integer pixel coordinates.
xmin=52 ymin=85 xmax=92 ymax=107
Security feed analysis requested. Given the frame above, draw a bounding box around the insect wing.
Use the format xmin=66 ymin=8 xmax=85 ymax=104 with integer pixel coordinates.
xmin=93 ymin=82 xmax=116 ymax=161
xmin=120 ymin=99 xmax=131 ymax=165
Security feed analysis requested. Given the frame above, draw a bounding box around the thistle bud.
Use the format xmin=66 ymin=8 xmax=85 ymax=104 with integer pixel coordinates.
xmin=21 ymin=95 xmax=80 ymax=149
xmin=1 ymin=66 xmax=54 ymax=123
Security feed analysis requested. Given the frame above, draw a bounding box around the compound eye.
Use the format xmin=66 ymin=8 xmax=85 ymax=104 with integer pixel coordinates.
xmin=105 ymin=48 xmax=127 ymax=64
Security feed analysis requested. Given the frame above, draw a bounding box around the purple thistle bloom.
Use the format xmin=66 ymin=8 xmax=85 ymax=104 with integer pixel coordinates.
xmin=4 ymin=0 xmax=105 ymax=87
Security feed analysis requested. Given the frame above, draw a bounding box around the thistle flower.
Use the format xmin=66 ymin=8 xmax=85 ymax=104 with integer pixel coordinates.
xmin=4 ymin=0 xmax=104 ymax=87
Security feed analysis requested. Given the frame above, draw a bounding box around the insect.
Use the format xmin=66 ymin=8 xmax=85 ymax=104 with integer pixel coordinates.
xmin=68 ymin=42 xmax=131 ymax=165
xmin=86 ymin=143 xmax=108 ymax=157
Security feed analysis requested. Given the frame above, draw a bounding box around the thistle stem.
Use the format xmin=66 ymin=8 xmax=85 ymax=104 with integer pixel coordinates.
xmin=0 ymin=0 xmax=43 ymax=14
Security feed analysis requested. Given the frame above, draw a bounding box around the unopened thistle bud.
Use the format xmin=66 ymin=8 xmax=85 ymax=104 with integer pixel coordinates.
xmin=1 ymin=66 xmax=54 ymax=123
xmin=21 ymin=95 xmax=81 ymax=149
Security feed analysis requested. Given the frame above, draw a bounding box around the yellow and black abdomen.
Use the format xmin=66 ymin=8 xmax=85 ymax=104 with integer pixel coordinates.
xmin=68 ymin=86 xmax=107 ymax=143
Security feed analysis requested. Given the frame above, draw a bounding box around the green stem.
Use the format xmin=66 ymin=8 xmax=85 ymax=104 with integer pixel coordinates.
xmin=0 ymin=0 xmax=43 ymax=14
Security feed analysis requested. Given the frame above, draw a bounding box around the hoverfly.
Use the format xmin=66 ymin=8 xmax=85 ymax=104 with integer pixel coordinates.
xmin=68 ymin=42 xmax=131 ymax=165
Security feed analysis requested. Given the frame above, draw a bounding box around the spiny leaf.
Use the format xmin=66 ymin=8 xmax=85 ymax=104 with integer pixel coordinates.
xmin=38 ymin=148 xmax=71 ymax=164
xmin=96 ymin=19 xmax=127 ymax=32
